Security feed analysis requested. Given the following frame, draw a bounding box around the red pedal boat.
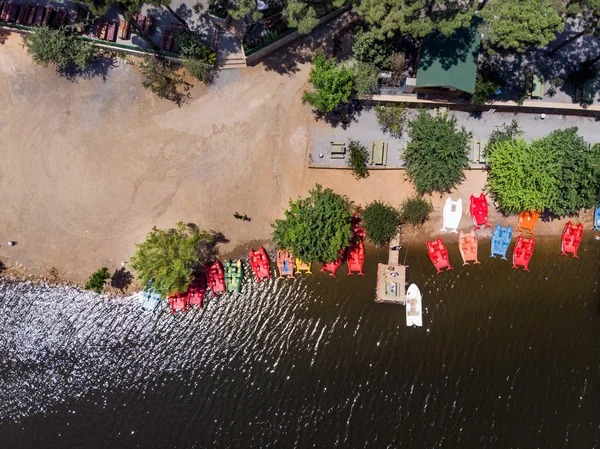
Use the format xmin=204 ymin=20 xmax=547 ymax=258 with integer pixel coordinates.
xmin=188 ymin=274 xmax=207 ymax=308
xmin=512 ymin=235 xmax=535 ymax=271
xmin=206 ymin=260 xmax=226 ymax=294
xmin=469 ymin=193 xmax=490 ymax=229
xmin=347 ymin=241 xmax=365 ymax=275
xmin=561 ymin=221 xmax=583 ymax=258
xmin=249 ymin=246 xmax=271 ymax=282
xmin=169 ymin=291 xmax=188 ymax=314
xmin=426 ymin=238 xmax=453 ymax=274
xmin=351 ymin=209 xmax=366 ymax=242
xmin=321 ymin=250 xmax=344 ymax=277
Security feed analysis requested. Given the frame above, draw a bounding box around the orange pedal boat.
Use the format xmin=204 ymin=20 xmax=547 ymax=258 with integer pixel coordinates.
xmin=518 ymin=211 xmax=540 ymax=234
xmin=276 ymin=250 xmax=295 ymax=278
xmin=561 ymin=221 xmax=583 ymax=258
xmin=426 ymin=238 xmax=453 ymax=274
xmin=347 ymin=241 xmax=365 ymax=275
xmin=458 ymin=228 xmax=480 ymax=265
xmin=512 ymin=235 xmax=535 ymax=271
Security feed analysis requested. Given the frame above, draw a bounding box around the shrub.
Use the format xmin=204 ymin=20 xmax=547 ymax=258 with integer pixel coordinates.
xmin=130 ymin=222 xmax=216 ymax=299
xmin=375 ymin=103 xmax=405 ymax=137
xmin=174 ymin=30 xmax=217 ymax=64
xmin=302 ymin=53 xmax=354 ymax=113
xmin=271 ymin=184 xmax=353 ymax=262
xmin=354 ymin=62 xmax=380 ymax=95
xmin=25 ymin=26 xmax=97 ymax=72
xmin=352 ymin=29 xmax=390 ymax=68
xmin=472 ymin=69 xmax=502 ymax=105
xmin=182 ymin=58 xmax=214 ymax=83
xmin=85 ymin=267 xmax=110 ymax=293
xmin=404 ymin=111 xmax=471 ymax=194
xmin=362 ymin=201 xmax=401 ymax=245
xmin=347 ymin=139 xmax=369 ymax=179
xmin=140 ymin=57 xmax=191 ymax=106
xmin=400 ymin=196 xmax=433 ymax=226
xmin=484 ymin=120 xmax=522 ymax=158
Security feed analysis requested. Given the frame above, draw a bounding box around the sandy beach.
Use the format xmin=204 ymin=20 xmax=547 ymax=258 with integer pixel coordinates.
xmin=0 ymin=32 xmax=590 ymax=287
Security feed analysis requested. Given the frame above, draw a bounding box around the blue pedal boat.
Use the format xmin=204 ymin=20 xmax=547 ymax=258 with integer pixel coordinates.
xmin=490 ymin=224 xmax=513 ymax=259
xmin=140 ymin=281 xmax=161 ymax=313
xmin=594 ymin=203 xmax=600 ymax=231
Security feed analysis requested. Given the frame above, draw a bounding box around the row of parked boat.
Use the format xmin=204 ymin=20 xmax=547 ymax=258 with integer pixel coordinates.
xmin=139 ymin=214 xmax=369 ymax=314
xmin=428 ymin=193 xmax=587 ymax=274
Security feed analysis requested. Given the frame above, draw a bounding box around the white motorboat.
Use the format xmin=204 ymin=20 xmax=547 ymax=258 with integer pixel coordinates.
xmin=440 ymin=197 xmax=462 ymax=233
xmin=405 ymin=284 xmax=423 ymax=327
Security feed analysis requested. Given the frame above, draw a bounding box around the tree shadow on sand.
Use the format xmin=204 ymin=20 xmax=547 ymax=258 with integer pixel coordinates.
xmin=59 ymin=56 xmax=119 ymax=82
xmin=111 ymin=267 xmax=133 ymax=292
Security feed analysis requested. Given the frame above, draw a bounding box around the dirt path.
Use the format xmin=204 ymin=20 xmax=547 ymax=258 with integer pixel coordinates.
xmin=0 ymin=33 xmax=588 ymax=286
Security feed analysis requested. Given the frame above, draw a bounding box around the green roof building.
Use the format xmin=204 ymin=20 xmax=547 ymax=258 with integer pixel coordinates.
xmin=415 ymin=25 xmax=481 ymax=96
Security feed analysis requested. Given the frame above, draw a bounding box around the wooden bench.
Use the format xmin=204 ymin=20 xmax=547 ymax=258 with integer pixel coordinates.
xmin=162 ymin=29 xmax=173 ymax=51
xmin=41 ymin=5 xmax=52 ymax=26
xmin=118 ymin=19 xmax=130 ymax=39
xmin=106 ymin=22 xmax=117 ymax=41
xmin=15 ymin=4 xmax=25 ymax=24
xmin=330 ymin=142 xmax=346 ymax=159
xmin=34 ymin=5 xmax=44 ymax=26
xmin=370 ymin=141 xmax=388 ymax=165
xmin=53 ymin=9 xmax=65 ymax=28
xmin=25 ymin=5 xmax=36 ymax=25
xmin=1 ymin=2 xmax=10 ymax=22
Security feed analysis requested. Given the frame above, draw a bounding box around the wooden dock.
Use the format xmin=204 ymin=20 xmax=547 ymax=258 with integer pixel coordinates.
xmin=375 ymin=233 xmax=407 ymax=305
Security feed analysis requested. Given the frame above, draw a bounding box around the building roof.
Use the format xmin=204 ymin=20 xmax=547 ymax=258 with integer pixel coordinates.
xmin=415 ymin=25 xmax=481 ymax=95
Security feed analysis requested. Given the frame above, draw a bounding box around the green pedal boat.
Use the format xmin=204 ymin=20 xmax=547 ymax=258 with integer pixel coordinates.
xmin=224 ymin=259 xmax=244 ymax=293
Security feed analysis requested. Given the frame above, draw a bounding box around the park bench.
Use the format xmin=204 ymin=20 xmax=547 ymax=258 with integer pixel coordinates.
xmin=34 ymin=5 xmax=44 ymax=26
xmin=1 ymin=2 xmax=10 ymax=21
xmin=41 ymin=6 xmax=52 ymax=25
xmin=329 ymin=142 xmax=346 ymax=159
xmin=106 ymin=22 xmax=117 ymax=41
xmin=119 ymin=19 xmax=130 ymax=39
xmin=528 ymin=74 xmax=544 ymax=98
xmin=53 ymin=9 xmax=65 ymax=28
xmin=370 ymin=141 xmax=388 ymax=165
xmin=25 ymin=5 xmax=36 ymax=26
xmin=15 ymin=4 xmax=25 ymax=24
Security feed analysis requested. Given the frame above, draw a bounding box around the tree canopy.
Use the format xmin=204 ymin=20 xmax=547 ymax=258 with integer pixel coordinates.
xmin=353 ymin=0 xmax=477 ymax=39
xmin=362 ymin=201 xmax=401 ymax=245
xmin=352 ymin=29 xmax=390 ymax=68
xmin=487 ymin=128 xmax=600 ymax=215
xmin=302 ymin=53 xmax=354 ymax=113
xmin=400 ymin=196 xmax=434 ymax=226
xmin=271 ymin=184 xmax=353 ymax=262
xmin=404 ymin=111 xmax=471 ymax=194
xmin=140 ymin=57 xmax=191 ymax=105
xmin=480 ymin=0 xmax=565 ymax=52
xmin=85 ymin=267 xmax=111 ymax=293
xmin=130 ymin=222 xmax=215 ymax=299
xmin=25 ymin=27 xmax=97 ymax=72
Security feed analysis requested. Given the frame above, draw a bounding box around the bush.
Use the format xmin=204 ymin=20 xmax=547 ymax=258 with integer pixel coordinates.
xmin=400 ymin=196 xmax=433 ymax=226
xmin=302 ymin=52 xmax=355 ymax=113
xmin=404 ymin=111 xmax=471 ymax=194
xmin=375 ymin=103 xmax=405 ymax=137
xmin=140 ymin=57 xmax=191 ymax=106
xmin=85 ymin=267 xmax=110 ymax=294
xmin=362 ymin=201 xmax=401 ymax=245
xmin=484 ymin=120 xmax=522 ymax=158
xmin=472 ymin=69 xmax=502 ymax=105
xmin=130 ymin=222 xmax=216 ymax=299
xmin=25 ymin=26 xmax=97 ymax=72
xmin=347 ymin=139 xmax=369 ymax=179
xmin=271 ymin=184 xmax=353 ymax=262
xmin=487 ymin=128 xmax=600 ymax=216
xmin=352 ymin=29 xmax=390 ymax=68
xmin=174 ymin=30 xmax=217 ymax=64
xmin=354 ymin=62 xmax=380 ymax=95
xmin=182 ymin=58 xmax=214 ymax=83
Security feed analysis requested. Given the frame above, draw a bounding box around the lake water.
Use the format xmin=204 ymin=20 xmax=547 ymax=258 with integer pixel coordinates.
xmin=1 ymin=237 xmax=599 ymax=448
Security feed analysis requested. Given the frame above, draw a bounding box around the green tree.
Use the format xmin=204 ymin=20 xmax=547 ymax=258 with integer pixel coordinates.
xmin=85 ymin=267 xmax=111 ymax=293
xmin=487 ymin=138 xmax=560 ymax=214
xmin=140 ymin=57 xmax=191 ymax=105
xmin=354 ymin=62 xmax=380 ymax=95
xmin=284 ymin=0 xmax=345 ymax=34
xmin=174 ymin=29 xmax=217 ymax=64
xmin=25 ymin=26 xmax=97 ymax=72
xmin=347 ymin=139 xmax=369 ymax=179
xmin=375 ymin=103 xmax=405 ymax=137
xmin=534 ymin=128 xmax=600 ymax=215
xmin=471 ymin=69 xmax=502 ymax=105
xmin=480 ymin=0 xmax=565 ymax=52
xmin=353 ymin=0 xmax=477 ymax=39
xmin=228 ymin=0 xmax=262 ymax=21
xmin=484 ymin=119 xmax=522 ymax=158
xmin=183 ymin=58 xmax=214 ymax=83
xmin=130 ymin=222 xmax=215 ymax=299
xmin=271 ymin=184 xmax=353 ymax=262
xmin=404 ymin=111 xmax=471 ymax=194
xmin=352 ymin=29 xmax=390 ymax=68
xmin=302 ymin=53 xmax=354 ymax=113
xmin=362 ymin=201 xmax=401 ymax=245
xmin=400 ymin=196 xmax=434 ymax=226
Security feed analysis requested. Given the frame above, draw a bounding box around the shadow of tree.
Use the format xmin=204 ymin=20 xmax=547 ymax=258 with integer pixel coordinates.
xmin=111 ymin=267 xmax=133 ymax=292
xmin=59 ymin=55 xmax=118 ymax=82
xmin=418 ymin=24 xmax=479 ymax=72
xmin=0 ymin=29 xmax=9 ymax=44
xmin=313 ymin=100 xmax=364 ymax=129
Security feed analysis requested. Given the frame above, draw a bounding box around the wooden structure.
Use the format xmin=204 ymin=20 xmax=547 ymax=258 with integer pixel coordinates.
xmin=370 ymin=141 xmax=388 ymax=165
xmin=329 ymin=141 xmax=346 ymax=159
xmin=375 ymin=233 xmax=406 ymax=305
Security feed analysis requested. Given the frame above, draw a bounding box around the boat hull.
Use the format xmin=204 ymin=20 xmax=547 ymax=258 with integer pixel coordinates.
xmin=469 ymin=193 xmax=490 ymax=229
xmin=490 ymin=224 xmax=512 ymax=260
xmin=347 ymin=241 xmax=365 ymax=275
xmin=512 ymin=235 xmax=535 ymax=271
xmin=206 ymin=260 xmax=226 ymax=294
xmin=224 ymin=260 xmax=244 ymax=293
xmin=276 ymin=250 xmax=295 ymax=278
xmin=188 ymin=274 xmax=207 ymax=308
xmin=441 ymin=197 xmax=462 ymax=233
xmin=405 ymin=284 xmax=423 ymax=327
xmin=561 ymin=221 xmax=583 ymax=258
xmin=426 ymin=238 xmax=453 ymax=273
xmin=594 ymin=204 xmax=600 ymax=231
xmin=249 ymin=247 xmax=271 ymax=282
xmin=458 ymin=228 xmax=480 ymax=265
xmin=295 ymin=258 xmax=312 ymax=275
